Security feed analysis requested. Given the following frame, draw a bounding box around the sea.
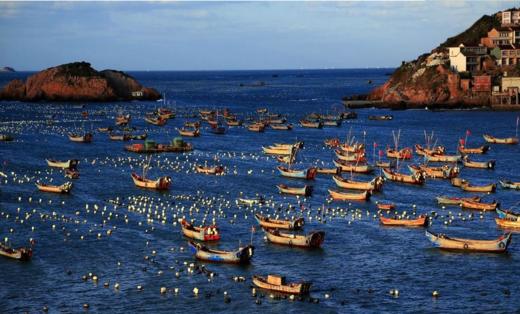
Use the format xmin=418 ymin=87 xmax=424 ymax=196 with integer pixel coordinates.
xmin=0 ymin=69 xmax=519 ymax=313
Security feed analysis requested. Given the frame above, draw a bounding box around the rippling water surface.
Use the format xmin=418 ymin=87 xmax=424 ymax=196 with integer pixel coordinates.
xmin=0 ymin=69 xmax=519 ymax=313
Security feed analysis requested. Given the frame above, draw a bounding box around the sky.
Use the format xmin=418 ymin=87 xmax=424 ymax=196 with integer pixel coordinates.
xmin=0 ymin=1 xmax=515 ymax=71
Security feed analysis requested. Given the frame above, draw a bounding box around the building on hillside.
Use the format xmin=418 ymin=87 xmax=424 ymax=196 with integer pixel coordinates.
xmin=131 ymin=90 xmax=144 ymax=97
xmin=492 ymin=76 xmax=520 ymax=105
xmin=501 ymin=10 xmax=520 ymax=26
xmin=473 ymin=75 xmax=492 ymax=92
xmin=481 ymin=27 xmax=516 ymax=47
xmin=489 ymin=44 xmax=520 ymax=66
xmin=448 ymin=44 xmax=488 ymax=72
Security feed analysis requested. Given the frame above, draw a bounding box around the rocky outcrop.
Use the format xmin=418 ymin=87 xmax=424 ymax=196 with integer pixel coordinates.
xmin=0 ymin=67 xmax=15 ymax=72
xmin=0 ymin=62 xmax=161 ymax=102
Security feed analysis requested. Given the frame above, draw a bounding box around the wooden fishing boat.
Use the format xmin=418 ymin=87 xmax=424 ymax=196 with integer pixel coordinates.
xmin=184 ymin=121 xmax=201 ymax=128
xmin=97 ymin=127 xmax=113 ymax=133
xmin=450 ymin=177 xmax=466 ymax=187
xmin=332 ymin=175 xmax=383 ymax=191
xmin=335 ymin=150 xmax=366 ymax=162
xmin=273 ymin=142 xmax=304 ymax=149
xmin=115 ymin=114 xmax=131 ymax=126
xmin=299 ymin=120 xmax=322 ymax=128
xmin=276 ymin=184 xmax=312 ymax=196
xmin=380 ymin=215 xmax=428 ymax=227
xmin=157 ymin=108 xmax=175 ymax=119
xmin=46 ymin=159 xmax=78 ymax=169
xmin=178 ymin=128 xmax=200 ymax=137
xmin=35 ymin=182 xmax=72 ymax=193
xmin=462 ymin=156 xmax=495 ymax=169
xmin=333 ymin=160 xmax=373 ymax=174
xmin=129 ymin=133 xmax=147 ymax=140
xmin=496 ymin=208 xmax=520 ymax=220
xmin=436 ymin=195 xmax=480 ymax=206
xmin=131 ymin=173 xmax=171 ymax=190
xmin=109 ymin=133 xmax=131 ymax=141
xmin=179 ymin=219 xmax=220 ymax=241
xmin=125 ymin=138 xmax=193 ymax=153
xmin=264 ymin=229 xmax=325 ymax=248
xmin=425 ymin=230 xmax=512 ymax=253
xmin=226 ymin=119 xmax=242 ymax=127
xmin=237 ymin=197 xmax=265 ymax=206
xmin=386 ymin=147 xmax=412 ymax=159
xmin=483 ymin=134 xmax=519 ymax=145
xmin=328 ymin=189 xmax=371 ymax=201
xmin=277 ymin=166 xmax=317 ymax=180
xmin=68 ymin=133 xmax=92 ymax=143
xmin=248 ymin=123 xmax=265 ymax=132
xmin=424 ymin=153 xmax=461 ymax=163
xmin=368 ymin=115 xmax=393 ymax=120
xmin=263 ymin=146 xmax=292 ymax=155
xmin=375 ymin=161 xmax=395 ymax=168
xmin=252 ymin=275 xmax=311 ymax=295
xmin=268 ymin=118 xmax=287 ymax=124
xmin=257 ymin=108 xmax=268 ymax=114
xmin=495 ymin=218 xmax=520 ymax=229
xmin=324 ymin=138 xmax=340 ymax=148
xmin=415 ymin=144 xmax=445 ymax=156
xmin=270 ymin=123 xmax=292 ymax=130
xmin=196 ymin=165 xmax=224 ymax=175
xmin=188 ymin=241 xmax=254 ymax=264
xmin=316 ymin=167 xmax=340 ymax=175
xmin=0 ymin=243 xmax=32 ymax=261
xmin=145 ymin=115 xmax=167 ymax=126
xmin=323 ymin=120 xmax=341 ymax=127
xmin=382 ymin=168 xmax=424 ymax=185
xmin=408 ymin=164 xmax=459 ymax=179
xmin=461 ymin=199 xmax=499 ymax=211
xmin=460 ymin=181 xmax=496 ymax=193
xmin=499 ymin=180 xmax=520 ymax=190
xmin=340 ymin=143 xmax=365 ymax=153
xmin=65 ymin=168 xmax=80 ymax=179
xmin=255 ymin=213 xmax=304 ymax=230
xmin=458 ymin=145 xmax=489 ymax=154
xmin=377 ymin=203 xmax=395 ymax=211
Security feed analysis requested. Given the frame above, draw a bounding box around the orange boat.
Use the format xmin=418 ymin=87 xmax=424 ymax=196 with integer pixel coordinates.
xmin=460 ymin=199 xmax=499 ymax=211
xmin=386 ymin=147 xmax=412 ymax=159
xmin=380 ymin=215 xmax=428 ymax=227
xmin=328 ymin=189 xmax=370 ymax=201
xmin=179 ymin=219 xmax=220 ymax=241
xmin=131 ymin=173 xmax=171 ymax=190
xmin=35 ymin=182 xmax=72 ymax=193
xmin=252 ymin=275 xmax=311 ymax=295
xmin=196 ymin=165 xmax=224 ymax=175
xmin=377 ymin=203 xmax=395 ymax=211
xmin=255 ymin=213 xmax=304 ymax=230
xmin=495 ymin=218 xmax=520 ymax=229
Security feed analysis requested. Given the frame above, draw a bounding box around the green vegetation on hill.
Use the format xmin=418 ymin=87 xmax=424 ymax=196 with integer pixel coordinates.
xmin=438 ymin=14 xmax=500 ymax=48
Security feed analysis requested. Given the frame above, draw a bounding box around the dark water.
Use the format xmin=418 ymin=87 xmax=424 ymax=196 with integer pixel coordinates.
xmin=0 ymin=69 xmax=519 ymax=313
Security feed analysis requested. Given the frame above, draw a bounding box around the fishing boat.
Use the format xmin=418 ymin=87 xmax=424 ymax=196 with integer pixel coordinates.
xmin=226 ymin=119 xmax=242 ymax=127
xmin=415 ymin=144 xmax=445 ymax=156
xmin=460 ymin=181 xmax=496 ymax=193
xmin=185 ymin=121 xmax=201 ymax=128
xmin=129 ymin=133 xmax=147 ymax=140
xmin=237 ymin=197 xmax=265 ymax=206
xmin=277 ymin=166 xmax=317 ymax=180
xmin=272 ymin=142 xmax=304 ymax=149
xmin=0 ymin=134 xmax=14 ymax=141
xmin=499 ymin=180 xmax=520 ymax=190
xmin=323 ymin=120 xmax=341 ymax=127
xmin=483 ymin=134 xmax=519 ymax=145
xmin=461 ymin=199 xmax=499 ymax=211
xmin=179 ymin=219 xmax=220 ymax=241
xmin=264 ymin=229 xmax=325 ymax=248
xmin=324 ymin=138 xmax=340 ymax=148
xmin=408 ymin=164 xmax=459 ymax=179
xmin=329 ymin=189 xmax=370 ymax=201
xmin=125 ymin=138 xmax=193 ymax=153
xmin=257 ymin=108 xmax=268 ymax=114
xmin=425 ymin=230 xmax=512 ymax=253
xmin=495 ymin=218 xmax=520 ymax=229
xmin=496 ymin=208 xmax=520 ymax=220
xmin=375 ymin=161 xmax=395 ymax=168
xmin=196 ymin=165 xmax=224 ymax=175
xmin=131 ymin=173 xmax=171 ymax=190
xmin=436 ymin=195 xmax=480 ymax=206
xmin=377 ymin=203 xmax=395 ymax=211
xmin=115 ymin=114 xmax=131 ymax=126
xmin=458 ymin=145 xmax=489 ymax=154
xmin=333 ymin=160 xmax=373 ymax=174
xmin=109 ymin=133 xmax=131 ymax=141
xmin=382 ymin=168 xmax=424 ymax=185
xmin=188 ymin=241 xmax=254 ymax=264
xmin=68 ymin=133 xmax=92 ymax=143
xmin=270 ymin=123 xmax=292 ymax=130
xmin=178 ymin=128 xmax=200 ymax=137
xmin=462 ymin=156 xmax=495 ymax=169
xmin=252 ymin=275 xmax=312 ymax=295
xmin=299 ymin=120 xmax=323 ymax=128
xmin=46 ymin=159 xmax=79 ymax=169
xmin=335 ymin=150 xmax=366 ymax=162
xmin=145 ymin=115 xmax=167 ymax=126
xmin=35 ymin=182 xmax=72 ymax=193
xmin=332 ymin=175 xmax=383 ymax=191
xmin=368 ymin=115 xmax=393 ymax=120
xmin=97 ymin=127 xmax=113 ymax=133
xmin=248 ymin=123 xmax=265 ymax=132
xmin=157 ymin=108 xmax=175 ymax=119
xmin=254 ymin=213 xmax=304 ymax=230
xmin=263 ymin=146 xmax=293 ymax=155
xmin=340 ymin=143 xmax=365 ymax=153
xmin=450 ymin=177 xmax=466 ymax=187
xmin=0 ymin=243 xmax=32 ymax=261
xmin=386 ymin=147 xmax=412 ymax=159
xmin=276 ymin=155 xmax=291 ymax=163
xmin=276 ymin=184 xmax=312 ymax=196
xmin=65 ymin=168 xmax=80 ymax=179
xmin=380 ymin=215 xmax=428 ymax=227
xmin=424 ymin=153 xmax=461 ymax=163
xmin=316 ymin=167 xmax=340 ymax=175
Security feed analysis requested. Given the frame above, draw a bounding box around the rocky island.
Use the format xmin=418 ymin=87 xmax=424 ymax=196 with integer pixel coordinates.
xmin=346 ymin=8 xmax=520 ymax=110
xmin=0 ymin=67 xmax=15 ymax=73
xmin=0 ymin=62 xmax=161 ymax=102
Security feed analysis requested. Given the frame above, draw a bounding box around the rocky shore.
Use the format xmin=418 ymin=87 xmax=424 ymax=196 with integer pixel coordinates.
xmin=0 ymin=62 xmax=161 ymax=102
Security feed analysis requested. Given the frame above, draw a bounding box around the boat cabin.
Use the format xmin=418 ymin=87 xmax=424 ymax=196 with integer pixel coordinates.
xmin=267 ymin=275 xmax=285 ymax=285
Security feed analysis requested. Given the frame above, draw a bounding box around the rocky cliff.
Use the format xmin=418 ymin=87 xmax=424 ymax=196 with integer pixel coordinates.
xmin=365 ymin=12 xmax=502 ymax=108
xmin=0 ymin=62 xmax=161 ymax=102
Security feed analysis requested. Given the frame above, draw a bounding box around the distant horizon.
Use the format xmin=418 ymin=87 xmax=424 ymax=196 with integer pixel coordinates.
xmin=0 ymin=1 xmax=514 ymax=70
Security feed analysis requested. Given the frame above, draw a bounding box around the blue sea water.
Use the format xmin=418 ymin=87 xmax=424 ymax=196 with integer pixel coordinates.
xmin=0 ymin=69 xmax=519 ymax=313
